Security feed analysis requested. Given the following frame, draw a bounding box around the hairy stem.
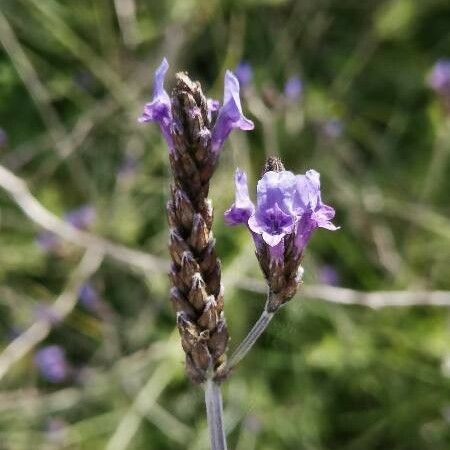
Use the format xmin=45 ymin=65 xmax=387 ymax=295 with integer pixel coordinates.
xmin=204 ymin=378 xmax=227 ymax=450
xmin=227 ymin=292 xmax=275 ymax=370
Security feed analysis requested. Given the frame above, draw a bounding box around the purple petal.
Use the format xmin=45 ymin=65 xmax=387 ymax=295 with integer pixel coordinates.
xmin=138 ymin=58 xmax=174 ymax=151
xmin=256 ymin=170 xmax=297 ymax=213
xmin=211 ymin=70 xmax=254 ymax=154
xmin=224 ymin=169 xmax=255 ymax=225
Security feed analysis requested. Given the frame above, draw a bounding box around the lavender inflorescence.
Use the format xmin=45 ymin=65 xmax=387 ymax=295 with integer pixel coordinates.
xmin=225 ymin=156 xmax=338 ymax=312
xmin=139 ymin=59 xmax=253 ymax=383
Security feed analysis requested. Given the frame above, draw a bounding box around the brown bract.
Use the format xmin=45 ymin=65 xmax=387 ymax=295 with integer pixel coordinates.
xmin=167 ymin=72 xmax=228 ymax=384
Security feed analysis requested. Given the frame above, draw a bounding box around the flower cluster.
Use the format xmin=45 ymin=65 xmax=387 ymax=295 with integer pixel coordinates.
xmin=225 ymin=157 xmax=338 ymax=310
xmin=34 ymin=345 xmax=70 ymax=383
xmin=139 ymin=58 xmax=253 ymax=157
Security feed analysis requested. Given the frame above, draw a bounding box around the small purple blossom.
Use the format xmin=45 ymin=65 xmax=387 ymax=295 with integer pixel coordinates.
xmin=64 ymin=205 xmax=95 ymax=230
xmin=234 ymin=61 xmax=253 ymax=89
xmin=224 ymin=169 xmax=255 ymax=225
xmin=138 ymin=58 xmax=174 ymax=151
xmin=318 ymin=264 xmax=340 ymax=286
xmin=428 ymin=59 xmax=450 ymax=93
xmin=34 ymin=345 xmax=70 ymax=383
xmin=78 ymin=282 xmax=102 ymax=313
xmin=36 ymin=231 xmax=60 ymax=252
xmin=284 ymin=75 xmax=302 ymax=101
xmin=323 ymin=119 xmax=344 ymax=138
xmin=211 ymin=70 xmax=254 ymax=153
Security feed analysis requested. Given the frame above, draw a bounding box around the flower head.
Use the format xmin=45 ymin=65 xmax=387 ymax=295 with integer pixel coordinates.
xmin=34 ymin=345 xmax=70 ymax=383
xmin=284 ymin=75 xmax=302 ymax=100
xmin=225 ymin=158 xmax=338 ymax=308
xmin=138 ymin=58 xmax=174 ymax=151
xmin=211 ymin=70 xmax=254 ymax=153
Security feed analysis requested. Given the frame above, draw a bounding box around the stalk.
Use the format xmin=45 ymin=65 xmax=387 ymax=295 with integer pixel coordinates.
xmin=204 ymin=378 xmax=228 ymax=450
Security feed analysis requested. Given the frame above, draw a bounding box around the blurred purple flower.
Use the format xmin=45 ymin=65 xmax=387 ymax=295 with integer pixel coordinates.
xmin=45 ymin=418 xmax=67 ymax=444
xmin=138 ymin=58 xmax=174 ymax=151
xmin=284 ymin=75 xmax=303 ymax=101
xmin=34 ymin=303 xmax=61 ymax=324
xmin=234 ymin=61 xmax=253 ymax=89
xmin=318 ymin=264 xmax=340 ymax=286
xmin=36 ymin=231 xmax=60 ymax=252
xmin=323 ymin=119 xmax=344 ymax=138
xmin=34 ymin=345 xmax=70 ymax=383
xmin=64 ymin=205 xmax=95 ymax=230
xmin=36 ymin=205 xmax=94 ymax=253
xmin=118 ymin=154 xmax=138 ymax=181
xmin=78 ymin=282 xmax=102 ymax=313
xmin=428 ymin=59 xmax=450 ymax=93
xmin=211 ymin=70 xmax=254 ymax=153
xmin=226 ymin=168 xmax=337 ymax=261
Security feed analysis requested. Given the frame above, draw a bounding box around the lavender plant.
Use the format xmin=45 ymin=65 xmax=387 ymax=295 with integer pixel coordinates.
xmin=139 ymin=59 xmax=337 ymax=450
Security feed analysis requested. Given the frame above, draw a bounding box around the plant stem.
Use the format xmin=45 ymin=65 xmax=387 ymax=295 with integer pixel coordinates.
xmin=227 ymin=294 xmax=275 ymax=370
xmin=204 ymin=378 xmax=228 ymax=450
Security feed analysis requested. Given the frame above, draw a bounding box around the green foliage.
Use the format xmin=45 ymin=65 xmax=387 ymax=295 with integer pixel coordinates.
xmin=0 ymin=0 xmax=449 ymax=448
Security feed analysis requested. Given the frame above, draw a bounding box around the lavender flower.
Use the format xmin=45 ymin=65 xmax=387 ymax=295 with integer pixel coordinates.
xmin=323 ymin=119 xmax=344 ymax=138
xmin=211 ymin=70 xmax=254 ymax=153
xmin=138 ymin=58 xmax=174 ymax=151
xmin=78 ymin=282 xmax=102 ymax=313
xmin=36 ymin=205 xmax=95 ymax=252
xmin=34 ymin=345 xmax=70 ymax=383
xmin=64 ymin=205 xmax=95 ymax=230
xmin=224 ymin=169 xmax=255 ymax=226
xmin=428 ymin=59 xmax=450 ymax=94
xmin=284 ymin=75 xmax=302 ymax=101
xmin=234 ymin=61 xmax=253 ymax=89
xmin=318 ymin=264 xmax=340 ymax=286
xmin=225 ymin=157 xmax=338 ymax=309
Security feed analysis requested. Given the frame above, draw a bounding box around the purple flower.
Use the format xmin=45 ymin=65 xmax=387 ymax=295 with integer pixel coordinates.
xmin=284 ymin=75 xmax=302 ymax=100
xmin=211 ymin=70 xmax=254 ymax=154
xmin=226 ymin=168 xmax=337 ymax=253
xmin=323 ymin=119 xmax=344 ymax=138
xmin=36 ymin=231 xmax=60 ymax=252
xmin=34 ymin=345 xmax=70 ymax=383
xmin=234 ymin=61 xmax=253 ymax=89
xmin=318 ymin=264 xmax=340 ymax=286
xmin=78 ymin=282 xmax=102 ymax=313
xmin=64 ymin=205 xmax=95 ymax=230
xmin=138 ymin=58 xmax=174 ymax=151
xmin=224 ymin=169 xmax=255 ymax=225
xmin=428 ymin=59 xmax=450 ymax=93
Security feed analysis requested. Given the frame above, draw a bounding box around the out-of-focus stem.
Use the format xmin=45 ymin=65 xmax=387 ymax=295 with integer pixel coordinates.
xmin=227 ymin=293 xmax=275 ymax=370
xmin=204 ymin=378 xmax=227 ymax=450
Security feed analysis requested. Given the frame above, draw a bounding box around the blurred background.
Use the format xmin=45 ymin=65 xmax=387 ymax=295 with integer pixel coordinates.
xmin=0 ymin=0 xmax=449 ymax=449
